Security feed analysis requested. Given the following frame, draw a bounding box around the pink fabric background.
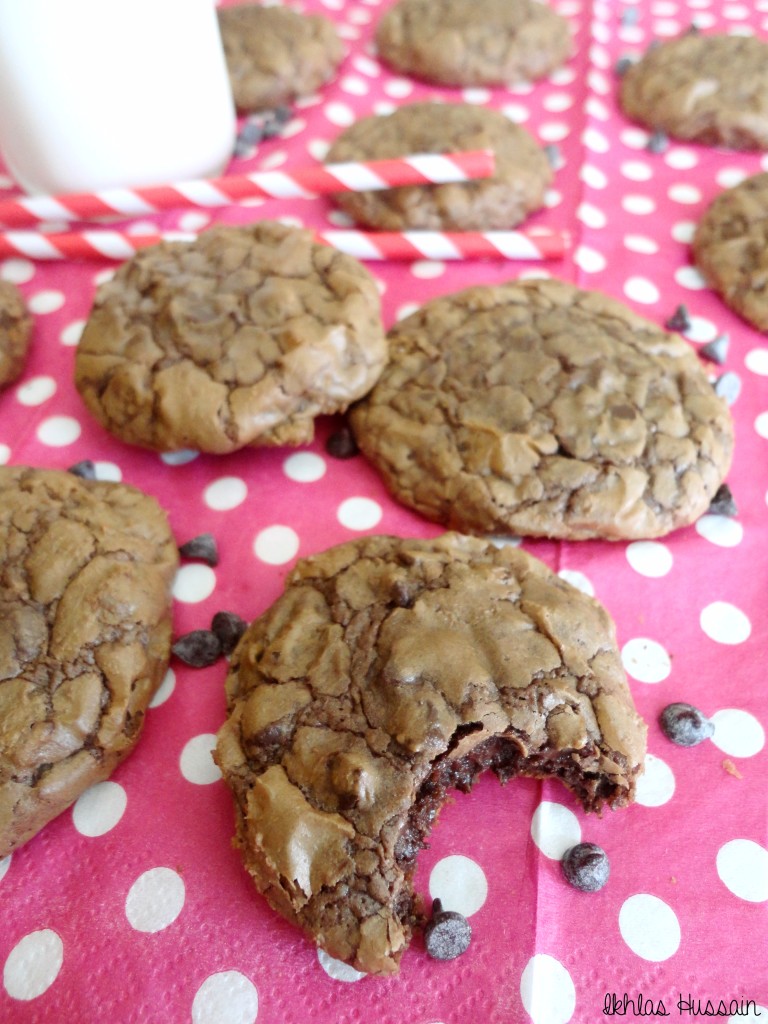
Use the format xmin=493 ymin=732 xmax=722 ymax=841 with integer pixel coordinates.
xmin=1 ymin=1 xmax=767 ymax=1021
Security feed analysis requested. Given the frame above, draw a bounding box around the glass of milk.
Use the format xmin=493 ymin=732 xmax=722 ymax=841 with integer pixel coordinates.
xmin=0 ymin=0 xmax=236 ymax=195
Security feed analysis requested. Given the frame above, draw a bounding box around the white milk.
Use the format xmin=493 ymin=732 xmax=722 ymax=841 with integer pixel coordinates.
xmin=0 ymin=0 xmax=236 ymax=195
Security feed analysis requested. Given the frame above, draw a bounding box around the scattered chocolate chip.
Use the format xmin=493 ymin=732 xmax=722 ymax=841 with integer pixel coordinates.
xmin=660 ymin=702 xmax=714 ymax=746
xmin=646 ymin=128 xmax=669 ymax=153
xmin=67 ymin=459 xmax=97 ymax=480
xmin=714 ymin=371 xmax=741 ymax=406
xmin=423 ymin=899 xmax=472 ymax=961
xmin=178 ymin=532 xmax=219 ymax=566
xmin=685 ymin=21 xmax=701 ymax=34
xmin=325 ymin=426 xmax=359 ymax=459
xmin=708 ymin=483 xmax=738 ymax=517
xmin=544 ymin=144 xmax=562 ymax=169
xmin=665 ymin=304 xmax=690 ymax=332
xmin=561 ymin=843 xmax=610 ymax=892
xmin=211 ymin=610 xmax=248 ymax=656
xmin=699 ymin=333 xmax=730 ymax=365
xmin=615 ymin=55 xmax=635 ymax=77
xmin=172 ymin=629 xmax=222 ymax=667
xmin=262 ymin=105 xmax=292 ymax=138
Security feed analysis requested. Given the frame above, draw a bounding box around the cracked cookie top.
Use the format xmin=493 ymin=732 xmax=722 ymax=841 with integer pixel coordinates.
xmin=375 ymin=0 xmax=571 ymax=87
xmin=0 ymin=467 xmax=178 ymax=857
xmin=0 ymin=279 xmax=33 ymax=390
xmin=74 ymin=222 xmax=387 ymax=454
xmin=215 ymin=532 xmax=646 ymax=975
xmin=324 ymin=102 xmax=552 ymax=231
xmin=620 ymin=33 xmax=768 ymax=150
xmin=350 ymin=278 xmax=734 ymax=540
xmin=692 ymin=172 xmax=768 ymax=332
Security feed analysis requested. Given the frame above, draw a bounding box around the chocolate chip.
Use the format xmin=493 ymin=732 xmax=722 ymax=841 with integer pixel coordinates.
xmin=67 ymin=459 xmax=97 ymax=480
xmin=178 ymin=533 xmax=219 ymax=566
xmin=615 ymin=55 xmax=635 ymax=77
xmin=211 ymin=610 xmax=248 ymax=656
xmin=325 ymin=426 xmax=359 ymax=459
xmin=665 ymin=304 xmax=690 ymax=332
xmin=544 ymin=144 xmax=562 ymax=169
xmin=708 ymin=483 xmax=738 ymax=518
xmin=262 ymin=105 xmax=292 ymax=137
xmin=660 ymin=702 xmax=714 ymax=746
xmin=172 ymin=629 xmax=222 ymax=667
xmin=424 ymin=899 xmax=472 ymax=961
xmin=714 ymin=371 xmax=741 ymax=406
xmin=561 ymin=843 xmax=610 ymax=892
xmin=646 ymin=129 xmax=670 ymax=154
xmin=700 ymin=333 xmax=730 ymax=365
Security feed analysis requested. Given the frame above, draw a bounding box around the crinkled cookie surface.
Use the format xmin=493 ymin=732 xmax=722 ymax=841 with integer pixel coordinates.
xmin=0 ymin=279 xmax=32 ymax=390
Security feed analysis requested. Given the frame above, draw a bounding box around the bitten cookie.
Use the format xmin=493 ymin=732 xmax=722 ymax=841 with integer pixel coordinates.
xmin=350 ymin=279 xmax=734 ymax=540
xmin=0 ymin=466 xmax=178 ymax=857
xmin=692 ymin=172 xmax=768 ymax=332
xmin=0 ymin=280 xmax=33 ymax=390
xmin=74 ymin=222 xmax=387 ymax=453
xmin=375 ymin=0 xmax=571 ymax=87
xmin=217 ymin=3 xmax=344 ymax=112
xmin=324 ymin=102 xmax=552 ymax=231
xmin=215 ymin=533 xmax=646 ymax=975
xmin=619 ymin=32 xmax=768 ymax=150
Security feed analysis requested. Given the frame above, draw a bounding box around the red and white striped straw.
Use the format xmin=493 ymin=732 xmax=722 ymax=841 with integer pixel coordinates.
xmin=0 ymin=150 xmax=495 ymax=228
xmin=0 ymin=227 xmax=569 ymax=263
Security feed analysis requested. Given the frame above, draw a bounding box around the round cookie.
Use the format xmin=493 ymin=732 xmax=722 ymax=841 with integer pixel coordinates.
xmin=350 ymin=279 xmax=734 ymax=541
xmin=375 ymin=0 xmax=571 ymax=87
xmin=0 ymin=279 xmax=33 ymax=390
xmin=214 ymin=532 xmax=647 ymax=975
xmin=74 ymin=222 xmax=387 ymax=454
xmin=324 ymin=102 xmax=552 ymax=231
xmin=692 ymin=172 xmax=768 ymax=332
xmin=0 ymin=466 xmax=178 ymax=857
xmin=217 ymin=3 xmax=344 ymax=112
xmin=619 ymin=33 xmax=768 ymax=150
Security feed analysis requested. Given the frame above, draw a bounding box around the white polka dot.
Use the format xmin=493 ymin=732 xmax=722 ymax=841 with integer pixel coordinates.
xmin=543 ymin=92 xmax=573 ymax=113
xmin=621 ymin=127 xmax=651 ymax=150
xmin=160 ymin=449 xmax=199 ymax=466
xmin=203 ymin=476 xmax=247 ymax=511
xmin=172 ymin=564 xmax=217 ymax=603
xmin=339 ymin=74 xmax=368 ymax=96
xmin=93 ymin=268 xmax=115 ymax=286
xmin=711 ymin=709 xmax=765 ymax=758
xmin=307 ymin=138 xmax=331 ymax=161
xmin=283 ymin=452 xmax=326 ymax=483
xmin=192 ymin=971 xmax=259 ymax=1024
xmin=583 ymin=126 xmax=610 ymax=153
xmin=621 ymin=637 xmax=671 ymax=683
xmin=623 ymin=234 xmax=659 ymax=255
xmin=671 ymin=221 xmax=695 ymax=244
xmin=655 ymin=17 xmax=682 ymax=34
xmin=580 ymin=164 xmax=607 ymax=189
xmin=337 ymin=496 xmax=382 ymax=531
xmin=550 ymin=66 xmax=576 ymax=86
xmin=253 ymin=524 xmax=300 ymax=565
xmin=729 ymin=1006 xmax=768 ymax=1024
xmin=589 ymin=44 xmax=610 ymax=69
xmin=352 ymin=54 xmax=380 ymax=76
xmin=543 ymin=189 xmax=563 ymax=209
xmin=317 ymin=950 xmax=366 ymax=982
xmin=540 ymin=122 xmax=570 ymax=143
xmin=150 ymin=667 xmax=176 ymax=708
xmin=520 ymin=954 xmax=576 ymax=1024
xmin=716 ymin=167 xmax=748 ymax=190
xmin=619 ymin=894 xmax=680 ymax=961
xmin=665 ymin=149 xmax=698 ymax=170
xmin=59 ymin=319 xmax=84 ymax=346
xmin=396 ymin=302 xmax=420 ymax=321
xmin=462 ymin=87 xmax=491 ymax=104
xmin=625 ymin=541 xmax=673 ymax=578
xmin=125 ymin=867 xmax=185 ymax=933
xmin=178 ymin=211 xmax=211 ymax=232
xmin=410 ymin=259 xmax=446 ymax=279
xmin=1 ymin=258 xmax=35 ymax=284
xmin=745 ymin=348 xmax=768 ymax=375
xmin=28 ymin=290 xmax=65 ymax=314
xmin=756 ymin=411 xmax=768 ymax=439
xmin=674 ymin=266 xmax=707 ymax=290
xmin=15 ymin=376 xmax=56 ymax=406
xmin=621 ymin=160 xmax=653 ymax=181
xmin=577 ymin=202 xmax=607 ymax=228
xmin=372 ymin=101 xmax=396 ymax=117
xmin=624 ymin=276 xmax=660 ymax=304
xmin=180 ymin=734 xmax=221 ymax=785
xmin=558 ymin=569 xmax=594 ymax=596
xmin=622 ymin=195 xmax=656 ymax=215
xmin=429 ymin=855 xmax=487 ymax=917
xmin=382 ymin=78 xmax=412 ymax=99
xmin=36 ymin=415 xmax=81 ymax=447
xmin=700 ymin=601 xmax=751 ymax=645
xmin=0 ymin=854 xmax=10 ymax=883
xmin=3 ymin=929 xmax=64 ymax=1000
xmin=89 ymin=460 xmax=120 ymax=482
xmin=324 ymin=101 xmax=355 ymax=126
xmin=530 ymin=801 xmax=581 ymax=860
xmin=574 ymin=245 xmax=606 ymax=273
xmin=723 ymin=2 xmax=749 ymax=17
xmin=716 ymin=840 xmax=768 ymax=903
xmin=695 ymin=515 xmax=743 ymax=548
xmin=668 ymin=183 xmax=702 ymax=205
xmin=72 ymin=781 xmax=127 ymax=837
xmin=0 ymin=445 xmax=10 ymax=465
xmin=684 ymin=314 xmax=717 ymax=341
xmin=635 ymin=753 xmax=676 ymax=807
xmin=587 ymin=69 xmax=611 ymax=95
xmin=585 ymin=96 xmax=610 ymax=120
xmin=507 ymin=80 xmax=534 ymax=95
xmin=501 ymin=103 xmax=530 ymax=123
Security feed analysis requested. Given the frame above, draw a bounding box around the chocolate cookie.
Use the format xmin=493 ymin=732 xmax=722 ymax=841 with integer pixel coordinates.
xmin=0 ymin=467 xmax=178 ymax=857
xmin=619 ymin=33 xmax=768 ymax=150
xmin=217 ymin=3 xmax=344 ymax=112
xmin=350 ymin=279 xmax=734 ymax=540
xmin=0 ymin=280 xmax=33 ymax=390
xmin=74 ymin=222 xmax=387 ymax=453
xmin=324 ymin=102 xmax=552 ymax=231
xmin=375 ymin=0 xmax=571 ymax=87
xmin=214 ymin=533 xmax=647 ymax=975
xmin=692 ymin=172 xmax=768 ymax=332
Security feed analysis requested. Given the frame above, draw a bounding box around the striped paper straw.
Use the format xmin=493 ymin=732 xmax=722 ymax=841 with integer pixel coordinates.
xmin=0 ymin=227 xmax=569 ymax=263
xmin=0 ymin=150 xmax=495 ymax=228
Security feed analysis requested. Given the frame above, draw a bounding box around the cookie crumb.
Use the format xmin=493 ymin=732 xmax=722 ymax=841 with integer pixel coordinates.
xmin=722 ymin=759 xmax=743 ymax=780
